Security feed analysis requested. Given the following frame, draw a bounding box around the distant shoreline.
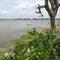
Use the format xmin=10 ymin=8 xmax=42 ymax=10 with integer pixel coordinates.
xmin=0 ymin=18 xmax=60 ymax=20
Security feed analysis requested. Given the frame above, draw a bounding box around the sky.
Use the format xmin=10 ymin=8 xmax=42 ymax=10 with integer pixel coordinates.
xmin=0 ymin=0 xmax=60 ymax=19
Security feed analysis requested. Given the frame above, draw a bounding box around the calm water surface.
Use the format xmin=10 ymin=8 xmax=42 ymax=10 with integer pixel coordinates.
xmin=0 ymin=20 xmax=50 ymax=48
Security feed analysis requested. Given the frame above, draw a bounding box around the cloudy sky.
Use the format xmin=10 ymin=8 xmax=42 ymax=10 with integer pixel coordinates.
xmin=0 ymin=0 xmax=60 ymax=19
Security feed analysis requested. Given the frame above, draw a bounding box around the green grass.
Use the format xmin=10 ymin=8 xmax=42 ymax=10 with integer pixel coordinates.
xmin=14 ymin=34 xmax=34 ymax=45
xmin=42 ymin=28 xmax=60 ymax=33
xmin=56 ymin=20 xmax=60 ymax=27
xmin=0 ymin=46 xmax=14 ymax=54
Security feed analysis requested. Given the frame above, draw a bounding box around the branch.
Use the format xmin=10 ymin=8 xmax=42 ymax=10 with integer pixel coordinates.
xmin=49 ymin=0 xmax=54 ymax=7
xmin=45 ymin=0 xmax=52 ymax=17
xmin=37 ymin=5 xmax=45 ymax=8
xmin=36 ymin=4 xmax=45 ymax=9
xmin=53 ymin=0 xmax=59 ymax=7
xmin=55 ymin=3 xmax=60 ymax=15
xmin=45 ymin=5 xmax=52 ymax=17
xmin=58 ymin=3 xmax=60 ymax=8
xmin=45 ymin=0 xmax=48 ymax=6
xmin=36 ymin=4 xmax=45 ymax=16
xmin=49 ymin=0 xmax=59 ymax=16
xmin=49 ymin=0 xmax=56 ymax=16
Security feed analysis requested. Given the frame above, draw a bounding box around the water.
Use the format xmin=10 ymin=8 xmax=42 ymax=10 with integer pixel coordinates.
xmin=0 ymin=20 xmax=50 ymax=48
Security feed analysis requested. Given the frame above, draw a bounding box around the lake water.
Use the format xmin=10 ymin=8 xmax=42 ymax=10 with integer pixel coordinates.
xmin=0 ymin=20 xmax=50 ymax=48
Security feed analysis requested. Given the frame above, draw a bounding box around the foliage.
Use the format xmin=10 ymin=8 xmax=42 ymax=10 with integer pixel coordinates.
xmin=0 ymin=28 xmax=60 ymax=60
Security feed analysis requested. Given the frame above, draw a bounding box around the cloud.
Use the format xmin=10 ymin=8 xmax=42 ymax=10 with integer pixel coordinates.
xmin=0 ymin=0 xmax=5 ymax=2
xmin=34 ymin=0 xmax=44 ymax=5
xmin=7 ymin=4 xmax=35 ymax=18
xmin=0 ymin=9 xmax=8 ymax=14
xmin=0 ymin=0 xmax=60 ymax=19
xmin=0 ymin=0 xmax=44 ymax=19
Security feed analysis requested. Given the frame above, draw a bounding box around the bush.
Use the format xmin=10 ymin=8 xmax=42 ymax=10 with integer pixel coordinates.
xmin=0 ymin=28 xmax=60 ymax=60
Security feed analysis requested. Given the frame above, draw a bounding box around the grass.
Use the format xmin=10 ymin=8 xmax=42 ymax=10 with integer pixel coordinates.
xmin=0 ymin=46 xmax=14 ymax=56
xmin=42 ymin=28 xmax=60 ymax=33
xmin=56 ymin=20 xmax=60 ymax=27
xmin=14 ymin=34 xmax=33 ymax=45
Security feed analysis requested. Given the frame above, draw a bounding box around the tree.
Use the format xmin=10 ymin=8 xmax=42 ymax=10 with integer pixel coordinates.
xmin=36 ymin=0 xmax=60 ymax=30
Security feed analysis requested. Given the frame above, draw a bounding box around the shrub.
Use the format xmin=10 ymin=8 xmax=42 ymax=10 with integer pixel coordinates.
xmin=0 ymin=28 xmax=60 ymax=60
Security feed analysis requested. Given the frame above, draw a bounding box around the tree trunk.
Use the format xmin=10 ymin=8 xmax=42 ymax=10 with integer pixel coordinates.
xmin=50 ymin=16 xmax=56 ymax=31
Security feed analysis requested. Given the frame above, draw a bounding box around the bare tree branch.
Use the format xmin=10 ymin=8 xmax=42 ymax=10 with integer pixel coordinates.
xmin=36 ymin=4 xmax=45 ymax=16
xmin=45 ymin=0 xmax=48 ymax=6
xmin=36 ymin=0 xmax=60 ymax=30
xmin=53 ymin=0 xmax=59 ymax=7
xmin=58 ymin=3 xmax=60 ymax=7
